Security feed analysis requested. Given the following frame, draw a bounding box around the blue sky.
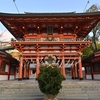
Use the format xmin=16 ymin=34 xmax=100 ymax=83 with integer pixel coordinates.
xmin=0 ymin=0 xmax=100 ymax=13
xmin=0 ymin=0 xmax=100 ymax=41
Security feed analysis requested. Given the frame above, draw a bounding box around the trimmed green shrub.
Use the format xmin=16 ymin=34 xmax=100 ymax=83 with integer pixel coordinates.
xmin=37 ymin=66 xmax=64 ymax=95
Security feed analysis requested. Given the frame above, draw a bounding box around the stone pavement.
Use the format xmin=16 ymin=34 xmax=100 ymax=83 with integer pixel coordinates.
xmin=0 ymin=78 xmax=100 ymax=100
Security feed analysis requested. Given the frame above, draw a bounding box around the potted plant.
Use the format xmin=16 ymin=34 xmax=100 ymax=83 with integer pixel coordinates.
xmin=37 ymin=55 xmax=64 ymax=100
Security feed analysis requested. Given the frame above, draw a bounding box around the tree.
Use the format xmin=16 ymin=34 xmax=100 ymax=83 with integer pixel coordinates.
xmin=0 ymin=30 xmax=6 ymax=41
xmin=0 ymin=31 xmax=4 ymax=49
xmin=0 ymin=32 xmax=3 ymax=39
xmin=86 ymin=4 xmax=100 ymax=12
xmin=91 ymin=24 xmax=100 ymax=51
xmin=82 ymin=46 xmax=93 ymax=60
xmin=86 ymin=4 xmax=100 ymax=52
xmin=82 ymin=42 xmax=100 ymax=60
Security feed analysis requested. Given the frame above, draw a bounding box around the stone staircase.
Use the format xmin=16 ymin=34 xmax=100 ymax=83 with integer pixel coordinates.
xmin=0 ymin=79 xmax=100 ymax=100
xmin=59 ymin=80 xmax=100 ymax=100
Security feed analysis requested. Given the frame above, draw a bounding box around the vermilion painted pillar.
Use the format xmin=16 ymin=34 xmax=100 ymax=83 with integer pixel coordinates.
xmin=72 ymin=65 xmax=75 ymax=79
xmin=36 ymin=56 xmax=40 ymax=79
xmin=29 ymin=68 xmax=31 ymax=77
xmin=60 ymin=66 xmax=63 ymax=75
xmin=18 ymin=56 xmax=23 ymax=81
xmin=74 ymin=66 xmax=76 ymax=79
xmin=75 ymin=61 xmax=78 ymax=79
xmin=62 ymin=56 xmax=66 ymax=79
xmin=78 ymin=56 xmax=83 ymax=80
xmin=24 ymin=64 xmax=27 ymax=79
xmin=28 ymin=62 xmax=31 ymax=78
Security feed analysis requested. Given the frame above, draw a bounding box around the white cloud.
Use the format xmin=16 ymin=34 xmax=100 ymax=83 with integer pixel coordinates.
xmin=0 ymin=30 xmax=15 ymax=42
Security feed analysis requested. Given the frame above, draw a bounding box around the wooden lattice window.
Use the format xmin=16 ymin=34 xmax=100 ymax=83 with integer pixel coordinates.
xmin=47 ymin=25 xmax=53 ymax=35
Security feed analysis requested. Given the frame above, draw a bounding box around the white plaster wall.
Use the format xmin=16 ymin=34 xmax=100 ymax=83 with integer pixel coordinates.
xmin=0 ymin=75 xmax=8 ymax=80
xmin=16 ymin=73 xmax=18 ymax=78
xmin=5 ymin=64 xmax=8 ymax=72
xmin=94 ymin=74 xmax=100 ymax=80
xmin=86 ymin=75 xmax=92 ymax=79
xmin=30 ymin=64 xmax=36 ymax=68
xmin=10 ymin=75 xmax=14 ymax=80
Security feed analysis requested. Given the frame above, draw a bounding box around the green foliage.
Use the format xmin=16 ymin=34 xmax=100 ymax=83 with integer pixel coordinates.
xmin=37 ymin=67 xmax=64 ymax=95
xmin=82 ymin=46 xmax=93 ymax=60
xmin=82 ymin=43 xmax=100 ymax=60
xmin=86 ymin=4 xmax=100 ymax=52
xmin=96 ymin=43 xmax=100 ymax=50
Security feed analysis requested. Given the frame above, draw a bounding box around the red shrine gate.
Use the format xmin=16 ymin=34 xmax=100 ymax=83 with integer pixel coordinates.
xmin=0 ymin=12 xmax=100 ymax=80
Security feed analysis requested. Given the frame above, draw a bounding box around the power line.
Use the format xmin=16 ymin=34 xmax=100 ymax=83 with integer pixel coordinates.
xmin=13 ymin=0 xmax=20 ymax=13
xmin=83 ymin=0 xmax=90 ymax=12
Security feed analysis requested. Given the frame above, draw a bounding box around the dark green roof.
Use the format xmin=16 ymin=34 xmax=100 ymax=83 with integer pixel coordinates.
xmin=0 ymin=11 xmax=100 ymax=17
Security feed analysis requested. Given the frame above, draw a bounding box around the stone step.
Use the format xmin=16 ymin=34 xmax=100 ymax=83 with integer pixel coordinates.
xmin=0 ymin=80 xmax=100 ymax=100
xmin=0 ymin=97 xmax=43 ymax=100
